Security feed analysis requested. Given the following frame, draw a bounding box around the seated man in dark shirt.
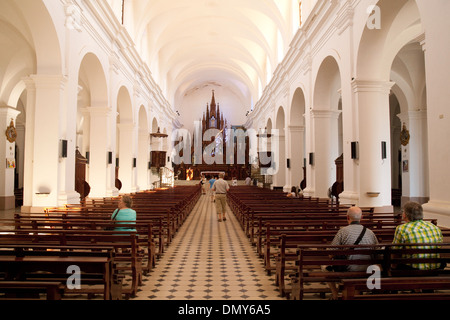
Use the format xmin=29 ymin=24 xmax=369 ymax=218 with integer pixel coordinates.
xmin=326 ymin=206 xmax=379 ymax=299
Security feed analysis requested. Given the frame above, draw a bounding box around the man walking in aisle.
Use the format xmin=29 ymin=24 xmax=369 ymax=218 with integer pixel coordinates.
xmin=212 ymin=173 xmax=230 ymax=222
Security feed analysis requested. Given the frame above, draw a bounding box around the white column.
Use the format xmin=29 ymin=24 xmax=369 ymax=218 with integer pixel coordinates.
xmin=398 ymin=111 xmax=429 ymax=204
xmin=273 ymin=134 xmax=286 ymax=189
xmin=87 ymin=106 xmax=115 ymax=198
xmin=22 ymin=77 xmax=36 ymax=209
xmin=137 ymin=129 xmax=150 ymax=190
xmin=16 ymin=124 xmax=25 ymax=190
xmin=0 ymin=107 xmax=21 ymax=209
xmin=353 ymin=80 xmax=395 ymax=209
xmin=288 ymin=125 xmax=305 ymax=189
xmin=58 ymin=72 xmax=80 ymax=206
xmin=310 ymin=110 xmax=341 ymax=198
xmin=117 ymin=122 xmax=135 ymax=193
xmin=417 ymin=11 xmax=450 ymax=225
xmin=339 ymin=74 xmax=361 ymax=205
xmin=21 ymin=75 xmax=67 ymax=212
xmin=80 ymin=107 xmax=91 ymax=186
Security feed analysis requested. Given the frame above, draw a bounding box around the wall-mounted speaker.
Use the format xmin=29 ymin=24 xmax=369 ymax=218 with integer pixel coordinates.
xmin=351 ymin=141 xmax=359 ymax=159
xmin=309 ymin=153 xmax=314 ymax=166
xmin=108 ymin=152 xmax=113 ymax=165
xmin=381 ymin=141 xmax=387 ymax=159
xmin=61 ymin=140 xmax=68 ymax=158
xmin=286 ymin=158 xmax=290 ymax=169
xmin=115 ymin=157 xmax=119 ymax=167
xmin=133 ymin=158 xmax=137 ymax=168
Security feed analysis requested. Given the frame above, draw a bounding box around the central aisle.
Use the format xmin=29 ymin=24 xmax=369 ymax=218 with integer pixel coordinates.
xmin=134 ymin=193 xmax=285 ymax=300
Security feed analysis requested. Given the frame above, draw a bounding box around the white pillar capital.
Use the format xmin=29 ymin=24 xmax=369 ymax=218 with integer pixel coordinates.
xmin=288 ymin=125 xmax=305 ymax=133
xmin=413 ymin=33 xmax=426 ymax=52
xmin=310 ymin=109 xmax=341 ymax=119
xmin=397 ymin=110 xmax=428 ymax=128
xmin=85 ymin=106 xmax=113 ymax=117
xmin=29 ymin=74 xmax=68 ymax=90
xmin=117 ymin=122 xmax=135 ymax=132
xmin=407 ymin=110 xmax=427 ymax=120
xmin=351 ymin=79 xmax=395 ymax=94
xmin=0 ymin=106 xmax=21 ymax=120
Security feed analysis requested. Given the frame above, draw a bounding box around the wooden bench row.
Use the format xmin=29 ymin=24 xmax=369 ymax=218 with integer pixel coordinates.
xmin=290 ymin=243 xmax=450 ymax=300
xmin=227 ymin=186 xmax=450 ymax=300
xmin=0 ymin=244 xmax=120 ymax=300
xmin=0 ymin=219 xmax=159 ymax=273
xmin=41 ymin=185 xmax=202 ymax=246
xmin=0 ymin=186 xmax=202 ymax=300
xmin=248 ymin=211 xmax=400 ymax=248
xmin=341 ymin=276 xmax=450 ymax=300
xmin=0 ymin=230 xmax=142 ymax=299
xmin=273 ymin=224 xmax=450 ymax=297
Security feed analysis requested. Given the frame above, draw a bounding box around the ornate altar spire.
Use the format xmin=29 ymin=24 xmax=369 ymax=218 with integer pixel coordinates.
xmin=210 ymin=90 xmax=216 ymax=118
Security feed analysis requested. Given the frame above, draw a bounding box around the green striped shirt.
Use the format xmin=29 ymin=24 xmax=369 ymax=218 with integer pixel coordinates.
xmin=392 ymin=220 xmax=443 ymax=270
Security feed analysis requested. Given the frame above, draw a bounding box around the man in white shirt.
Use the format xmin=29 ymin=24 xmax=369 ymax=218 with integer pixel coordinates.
xmin=212 ymin=173 xmax=230 ymax=222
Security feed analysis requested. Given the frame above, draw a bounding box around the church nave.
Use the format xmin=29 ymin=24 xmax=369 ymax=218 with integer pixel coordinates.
xmin=133 ymin=194 xmax=285 ymax=301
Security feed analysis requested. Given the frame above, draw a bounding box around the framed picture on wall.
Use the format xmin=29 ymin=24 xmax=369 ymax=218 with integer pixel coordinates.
xmin=6 ymin=158 xmax=15 ymax=169
xmin=402 ymin=160 xmax=409 ymax=173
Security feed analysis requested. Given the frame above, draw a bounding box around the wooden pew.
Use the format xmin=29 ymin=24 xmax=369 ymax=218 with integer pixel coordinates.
xmin=256 ymin=216 xmax=407 ymax=257
xmin=0 ymin=281 xmax=64 ymax=300
xmin=41 ymin=208 xmax=175 ymax=246
xmin=0 ymin=186 xmax=202 ymax=300
xmin=0 ymin=231 xmax=141 ymax=298
xmin=43 ymin=185 xmax=201 ymax=247
xmin=263 ymin=216 xmax=437 ymax=271
xmin=290 ymin=243 xmax=450 ymax=300
xmin=341 ymin=277 xmax=450 ymax=300
xmin=265 ymin=228 xmax=399 ymax=273
xmin=273 ymin=226 xmax=450 ymax=297
xmin=3 ymin=218 xmax=158 ymax=274
xmin=0 ymin=244 xmax=120 ymax=300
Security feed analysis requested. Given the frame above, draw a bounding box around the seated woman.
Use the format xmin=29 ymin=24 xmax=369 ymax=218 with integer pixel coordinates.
xmin=286 ymin=186 xmax=299 ymax=198
xmin=111 ymin=195 xmax=137 ymax=232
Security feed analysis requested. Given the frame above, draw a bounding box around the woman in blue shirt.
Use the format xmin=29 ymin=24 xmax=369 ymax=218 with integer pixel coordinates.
xmin=111 ymin=195 xmax=136 ymax=232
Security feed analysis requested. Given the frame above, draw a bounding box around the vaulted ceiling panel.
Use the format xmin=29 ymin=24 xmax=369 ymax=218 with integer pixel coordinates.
xmin=131 ymin=0 xmax=296 ymax=107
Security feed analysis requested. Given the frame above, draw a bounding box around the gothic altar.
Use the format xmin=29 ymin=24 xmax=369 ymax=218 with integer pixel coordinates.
xmin=173 ymin=91 xmax=250 ymax=180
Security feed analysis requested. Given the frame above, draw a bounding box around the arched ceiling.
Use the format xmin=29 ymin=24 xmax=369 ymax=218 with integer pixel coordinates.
xmin=130 ymin=0 xmax=297 ymax=107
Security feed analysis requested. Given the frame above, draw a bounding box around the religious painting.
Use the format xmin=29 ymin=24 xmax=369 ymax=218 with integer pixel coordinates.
xmin=6 ymin=158 xmax=15 ymax=169
xmin=402 ymin=160 xmax=409 ymax=173
xmin=400 ymin=123 xmax=410 ymax=146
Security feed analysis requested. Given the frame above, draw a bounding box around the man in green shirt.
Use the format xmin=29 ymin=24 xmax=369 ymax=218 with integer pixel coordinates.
xmin=392 ymin=201 xmax=444 ymax=270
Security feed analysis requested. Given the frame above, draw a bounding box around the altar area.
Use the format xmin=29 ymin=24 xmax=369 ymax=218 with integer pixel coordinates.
xmin=173 ymin=91 xmax=251 ymax=181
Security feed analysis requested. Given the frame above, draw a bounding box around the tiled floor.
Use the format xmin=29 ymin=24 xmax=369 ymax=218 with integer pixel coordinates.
xmin=133 ymin=194 xmax=285 ymax=300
